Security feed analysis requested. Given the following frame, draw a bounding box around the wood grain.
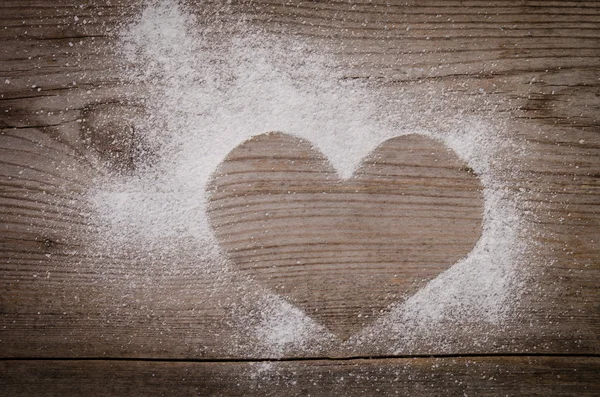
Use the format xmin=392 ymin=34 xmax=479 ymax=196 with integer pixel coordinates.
xmin=0 ymin=1 xmax=599 ymax=394
xmin=1 ymin=356 xmax=599 ymax=396
xmin=208 ymin=132 xmax=483 ymax=339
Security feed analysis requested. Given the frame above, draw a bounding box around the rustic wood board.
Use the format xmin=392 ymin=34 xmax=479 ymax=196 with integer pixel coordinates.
xmin=2 ymin=356 xmax=599 ymax=396
xmin=1 ymin=0 xmax=599 ymax=394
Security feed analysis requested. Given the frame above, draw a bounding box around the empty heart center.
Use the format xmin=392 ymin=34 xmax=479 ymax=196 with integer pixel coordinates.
xmin=207 ymin=132 xmax=484 ymax=339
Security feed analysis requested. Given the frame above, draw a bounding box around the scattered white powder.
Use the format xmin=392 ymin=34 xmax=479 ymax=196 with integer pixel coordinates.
xmin=231 ymin=290 xmax=335 ymax=357
xmin=89 ymin=0 xmax=532 ymax=357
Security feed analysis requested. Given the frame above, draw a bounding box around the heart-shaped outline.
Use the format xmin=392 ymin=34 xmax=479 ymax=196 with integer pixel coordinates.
xmin=207 ymin=132 xmax=484 ymax=339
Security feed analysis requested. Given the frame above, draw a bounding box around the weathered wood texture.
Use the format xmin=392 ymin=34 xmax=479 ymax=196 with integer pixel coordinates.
xmin=2 ymin=356 xmax=599 ymax=396
xmin=1 ymin=0 xmax=599 ymax=394
xmin=208 ymin=132 xmax=483 ymax=339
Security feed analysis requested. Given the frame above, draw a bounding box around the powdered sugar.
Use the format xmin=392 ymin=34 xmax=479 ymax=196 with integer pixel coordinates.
xmin=89 ymin=0 xmax=532 ymax=357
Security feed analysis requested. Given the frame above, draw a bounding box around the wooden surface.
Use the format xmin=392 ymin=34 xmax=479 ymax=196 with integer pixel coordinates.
xmin=208 ymin=132 xmax=483 ymax=339
xmin=1 ymin=0 xmax=599 ymax=395
xmin=2 ymin=356 xmax=599 ymax=396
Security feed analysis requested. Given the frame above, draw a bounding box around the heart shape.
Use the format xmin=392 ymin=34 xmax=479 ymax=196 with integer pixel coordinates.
xmin=207 ymin=132 xmax=483 ymax=339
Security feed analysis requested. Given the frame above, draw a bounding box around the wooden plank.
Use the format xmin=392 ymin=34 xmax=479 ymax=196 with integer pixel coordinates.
xmin=0 ymin=0 xmax=599 ymax=362
xmin=1 ymin=356 xmax=599 ymax=396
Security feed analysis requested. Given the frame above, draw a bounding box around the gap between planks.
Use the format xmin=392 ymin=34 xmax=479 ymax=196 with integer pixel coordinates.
xmin=2 ymin=353 xmax=599 ymax=364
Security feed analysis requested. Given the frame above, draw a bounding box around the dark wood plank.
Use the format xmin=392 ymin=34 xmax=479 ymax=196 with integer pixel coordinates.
xmin=1 ymin=356 xmax=599 ymax=396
